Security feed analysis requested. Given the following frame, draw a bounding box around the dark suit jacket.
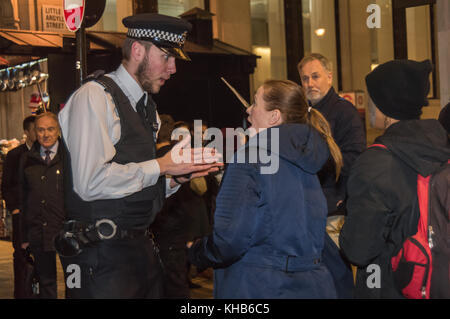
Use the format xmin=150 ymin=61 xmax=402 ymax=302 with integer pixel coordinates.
xmin=19 ymin=140 xmax=65 ymax=251
xmin=313 ymin=87 xmax=366 ymax=215
xmin=1 ymin=143 xmax=30 ymax=211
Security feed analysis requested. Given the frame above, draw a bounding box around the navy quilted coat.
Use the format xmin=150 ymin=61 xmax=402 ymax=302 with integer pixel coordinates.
xmin=189 ymin=124 xmax=337 ymax=299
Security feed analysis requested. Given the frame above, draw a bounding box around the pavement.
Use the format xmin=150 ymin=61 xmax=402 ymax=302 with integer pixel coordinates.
xmin=0 ymin=239 xmax=213 ymax=299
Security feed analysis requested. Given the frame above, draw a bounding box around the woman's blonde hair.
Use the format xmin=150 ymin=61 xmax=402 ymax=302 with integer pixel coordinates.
xmin=262 ymin=80 xmax=343 ymax=179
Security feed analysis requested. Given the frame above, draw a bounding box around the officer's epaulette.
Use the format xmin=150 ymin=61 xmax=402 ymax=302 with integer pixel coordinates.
xmin=82 ymin=70 xmax=106 ymax=84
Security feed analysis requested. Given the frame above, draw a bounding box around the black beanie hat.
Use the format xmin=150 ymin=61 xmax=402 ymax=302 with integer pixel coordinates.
xmin=438 ymin=102 xmax=450 ymax=134
xmin=365 ymin=59 xmax=432 ymax=120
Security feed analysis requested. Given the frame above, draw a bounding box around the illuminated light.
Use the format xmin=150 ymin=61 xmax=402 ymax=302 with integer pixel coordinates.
xmin=315 ymin=28 xmax=326 ymax=37
xmin=253 ymin=46 xmax=271 ymax=56
xmin=371 ymin=64 xmax=379 ymax=71
xmin=38 ymin=73 xmax=49 ymax=83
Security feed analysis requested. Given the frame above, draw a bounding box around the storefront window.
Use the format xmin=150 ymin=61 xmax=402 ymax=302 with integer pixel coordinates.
xmin=302 ymin=0 xmax=338 ymax=89
xmin=158 ymin=0 xmax=204 ymax=17
xmin=342 ymin=0 xmax=395 ymax=93
xmin=251 ymin=0 xmax=287 ymax=91
xmin=370 ymin=0 xmax=394 ymax=69
xmin=406 ymin=5 xmax=434 ymax=97
xmin=88 ymin=0 xmax=133 ymax=33
xmin=102 ymin=0 xmax=118 ymax=31
xmin=251 ymin=0 xmax=268 ymax=46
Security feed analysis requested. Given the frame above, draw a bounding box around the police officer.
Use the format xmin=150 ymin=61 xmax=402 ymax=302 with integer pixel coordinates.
xmin=58 ymin=13 xmax=222 ymax=299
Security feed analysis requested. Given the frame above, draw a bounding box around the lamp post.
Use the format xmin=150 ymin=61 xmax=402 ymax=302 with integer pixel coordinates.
xmin=75 ymin=25 xmax=87 ymax=87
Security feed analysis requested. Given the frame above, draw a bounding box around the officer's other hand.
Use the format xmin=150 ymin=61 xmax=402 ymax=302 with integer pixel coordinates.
xmin=21 ymin=242 xmax=29 ymax=250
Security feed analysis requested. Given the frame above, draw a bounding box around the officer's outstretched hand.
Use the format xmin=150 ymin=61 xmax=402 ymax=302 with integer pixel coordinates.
xmin=157 ymin=135 xmax=223 ymax=185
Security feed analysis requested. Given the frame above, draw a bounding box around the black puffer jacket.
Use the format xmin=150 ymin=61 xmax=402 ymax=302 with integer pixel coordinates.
xmin=340 ymin=119 xmax=450 ymax=298
xmin=19 ymin=140 xmax=65 ymax=251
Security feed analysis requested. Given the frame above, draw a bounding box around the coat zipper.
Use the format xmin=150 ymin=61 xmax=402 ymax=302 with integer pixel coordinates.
xmin=428 ymin=225 xmax=434 ymax=249
xmin=428 ymin=176 xmax=434 ymax=250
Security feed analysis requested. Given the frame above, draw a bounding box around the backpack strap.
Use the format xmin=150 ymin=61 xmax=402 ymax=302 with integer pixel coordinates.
xmin=369 ymin=143 xmax=388 ymax=150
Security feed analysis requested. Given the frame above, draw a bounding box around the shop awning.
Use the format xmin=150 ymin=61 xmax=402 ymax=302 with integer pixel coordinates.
xmin=87 ymin=31 xmax=126 ymax=49
xmin=0 ymin=29 xmax=111 ymax=56
xmin=0 ymin=28 xmax=257 ymax=58
xmin=0 ymin=30 xmax=62 ymax=47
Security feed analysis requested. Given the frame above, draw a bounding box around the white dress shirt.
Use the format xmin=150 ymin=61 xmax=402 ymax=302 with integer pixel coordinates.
xmin=58 ymin=64 xmax=179 ymax=202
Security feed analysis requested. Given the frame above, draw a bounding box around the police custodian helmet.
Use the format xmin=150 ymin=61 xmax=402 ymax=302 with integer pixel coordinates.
xmin=123 ymin=13 xmax=192 ymax=61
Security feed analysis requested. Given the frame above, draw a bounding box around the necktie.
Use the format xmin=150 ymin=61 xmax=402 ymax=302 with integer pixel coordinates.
xmin=136 ymin=94 xmax=158 ymax=133
xmin=44 ymin=149 xmax=51 ymax=165
xmin=147 ymin=95 xmax=158 ymax=132
xmin=136 ymin=95 xmax=150 ymax=130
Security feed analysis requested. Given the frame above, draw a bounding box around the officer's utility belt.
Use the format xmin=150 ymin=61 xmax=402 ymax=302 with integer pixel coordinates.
xmin=54 ymin=219 xmax=150 ymax=258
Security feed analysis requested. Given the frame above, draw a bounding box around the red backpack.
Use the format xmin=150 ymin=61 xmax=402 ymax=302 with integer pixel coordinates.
xmin=371 ymin=144 xmax=450 ymax=299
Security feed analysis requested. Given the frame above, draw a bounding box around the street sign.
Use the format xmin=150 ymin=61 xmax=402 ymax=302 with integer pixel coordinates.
xmin=63 ymin=0 xmax=85 ymax=32
xmin=83 ymin=0 xmax=106 ymax=28
xmin=43 ymin=5 xmax=68 ymax=33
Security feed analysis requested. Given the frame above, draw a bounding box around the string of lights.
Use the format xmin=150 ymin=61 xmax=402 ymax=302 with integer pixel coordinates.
xmin=0 ymin=58 xmax=49 ymax=92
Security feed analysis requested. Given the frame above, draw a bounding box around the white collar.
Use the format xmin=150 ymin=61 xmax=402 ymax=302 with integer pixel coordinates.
xmin=114 ymin=64 xmax=147 ymax=106
xmin=25 ymin=140 xmax=33 ymax=150
xmin=40 ymin=140 xmax=59 ymax=156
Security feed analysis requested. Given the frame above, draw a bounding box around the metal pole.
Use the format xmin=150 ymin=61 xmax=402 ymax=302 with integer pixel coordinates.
xmin=75 ymin=25 xmax=87 ymax=87
xmin=34 ymin=0 xmax=39 ymax=30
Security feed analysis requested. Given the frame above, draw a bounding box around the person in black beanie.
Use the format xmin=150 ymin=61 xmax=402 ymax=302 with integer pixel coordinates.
xmin=438 ymin=102 xmax=450 ymax=134
xmin=340 ymin=59 xmax=450 ymax=298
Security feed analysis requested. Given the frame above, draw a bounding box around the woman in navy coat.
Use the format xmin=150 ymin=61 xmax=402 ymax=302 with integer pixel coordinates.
xmin=188 ymin=80 xmax=342 ymax=298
